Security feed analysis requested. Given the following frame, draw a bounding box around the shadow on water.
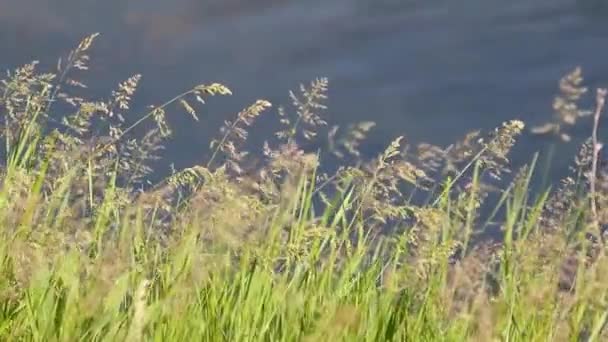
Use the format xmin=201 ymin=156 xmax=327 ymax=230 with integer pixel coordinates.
xmin=1 ymin=0 xmax=608 ymax=185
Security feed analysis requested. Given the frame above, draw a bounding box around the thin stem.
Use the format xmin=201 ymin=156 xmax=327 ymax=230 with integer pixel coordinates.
xmin=590 ymin=88 xmax=607 ymax=238
xmin=93 ymin=89 xmax=195 ymax=158
xmin=431 ymin=145 xmax=489 ymax=207
xmin=45 ymin=34 xmax=100 ymax=115
xmin=2 ymin=87 xmax=10 ymax=163
xmin=206 ymin=116 xmax=244 ymax=169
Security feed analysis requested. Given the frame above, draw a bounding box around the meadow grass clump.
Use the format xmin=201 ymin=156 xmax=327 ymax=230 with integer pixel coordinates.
xmin=2 ymin=33 xmax=608 ymax=341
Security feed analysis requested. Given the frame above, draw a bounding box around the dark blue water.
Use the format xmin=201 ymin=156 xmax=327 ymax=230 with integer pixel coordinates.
xmin=2 ymin=0 xmax=608 ymax=181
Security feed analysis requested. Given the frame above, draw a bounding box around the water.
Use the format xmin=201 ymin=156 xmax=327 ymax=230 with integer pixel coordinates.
xmin=2 ymin=0 xmax=608 ymax=181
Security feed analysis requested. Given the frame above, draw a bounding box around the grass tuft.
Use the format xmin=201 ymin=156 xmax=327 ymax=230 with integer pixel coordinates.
xmin=1 ymin=34 xmax=608 ymax=341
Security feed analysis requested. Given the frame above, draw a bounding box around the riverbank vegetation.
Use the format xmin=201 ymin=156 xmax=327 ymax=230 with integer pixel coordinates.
xmin=2 ymin=33 xmax=608 ymax=341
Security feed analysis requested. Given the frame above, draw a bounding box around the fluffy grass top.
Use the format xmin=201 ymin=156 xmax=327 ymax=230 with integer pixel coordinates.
xmin=1 ymin=33 xmax=608 ymax=341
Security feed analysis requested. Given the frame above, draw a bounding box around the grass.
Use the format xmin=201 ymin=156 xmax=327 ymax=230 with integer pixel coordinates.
xmin=1 ymin=33 xmax=608 ymax=341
